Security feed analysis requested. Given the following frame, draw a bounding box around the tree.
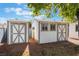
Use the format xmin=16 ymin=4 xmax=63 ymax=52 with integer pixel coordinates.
xmin=27 ymin=3 xmax=52 ymax=17
xmin=27 ymin=3 xmax=79 ymax=22
xmin=54 ymin=3 xmax=79 ymax=22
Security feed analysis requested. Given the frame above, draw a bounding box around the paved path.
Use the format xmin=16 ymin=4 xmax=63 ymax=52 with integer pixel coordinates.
xmin=68 ymin=38 xmax=79 ymax=45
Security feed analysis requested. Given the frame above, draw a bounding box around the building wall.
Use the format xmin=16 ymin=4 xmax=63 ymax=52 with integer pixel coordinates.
xmin=0 ymin=24 xmax=7 ymax=43
xmin=7 ymin=21 xmax=11 ymax=44
xmin=32 ymin=20 xmax=39 ymax=42
xmin=39 ymin=23 xmax=57 ymax=43
xmin=26 ymin=23 xmax=29 ymax=42
xmin=0 ymin=28 xmax=7 ymax=43
xmin=40 ymin=31 xmax=57 ymax=43
xmin=32 ymin=20 xmax=69 ymax=44
xmin=65 ymin=24 xmax=69 ymax=40
xmin=69 ymin=22 xmax=78 ymax=38
xmin=0 ymin=28 xmax=5 ymax=42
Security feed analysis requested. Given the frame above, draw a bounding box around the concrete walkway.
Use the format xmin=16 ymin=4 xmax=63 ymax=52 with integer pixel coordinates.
xmin=68 ymin=38 xmax=79 ymax=45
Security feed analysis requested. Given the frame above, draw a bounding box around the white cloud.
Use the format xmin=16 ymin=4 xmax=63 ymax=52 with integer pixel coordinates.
xmin=5 ymin=7 xmax=33 ymax=16
xmin=10 ymin=8 xmax=15 ymax=11
xmin=0 ymin=17 xmax=8 ymax=23
xmin=34 ymin=15 xmax=47 ymax=19
xmin=15 ymin=8 xmax=22 ymax=12
xmin=5 ymin=8 xmax=11 ymax=13
xmin=16 ymin=3 xmax=22 ymax=5
xmin=5 ymin=8 xmax=22 ymax=12
xmin=16 ymin=10 xmax=33 ymax=16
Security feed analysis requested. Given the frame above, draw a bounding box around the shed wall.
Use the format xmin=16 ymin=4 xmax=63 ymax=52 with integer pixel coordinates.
xmin=40 ymin=31 xmax=57 ymax=43
xmin=0 ymin=28 xmax=4 ymax=42
xmin=39 ymin=23 xmax=57 ymax=43
xmin=0 ymin=24 xmax=7 ymax=43
xmin=69 ymin=22 xmax=78 ymax=38
xmin=32 ymin=20 xmax=39 ymax=42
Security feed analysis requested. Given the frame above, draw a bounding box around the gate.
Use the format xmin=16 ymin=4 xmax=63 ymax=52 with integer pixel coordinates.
xmin=8 ymin=21 xmax=28 ymax=44
xmin=57 ymin=24 xmax=68 ymax=41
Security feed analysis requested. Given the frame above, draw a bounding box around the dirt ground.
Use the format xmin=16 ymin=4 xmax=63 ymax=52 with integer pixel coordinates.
xmin=27 ymin=41 xmax=78 ymax=56
xmin=0 ymin=39 xmax=79 ymax=56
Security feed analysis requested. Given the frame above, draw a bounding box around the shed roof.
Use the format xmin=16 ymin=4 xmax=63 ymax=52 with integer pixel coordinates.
xmin=8 ymin=20 xmax=31 ymax=24
xmin=34 ymin=19 xmax=69 ymax=24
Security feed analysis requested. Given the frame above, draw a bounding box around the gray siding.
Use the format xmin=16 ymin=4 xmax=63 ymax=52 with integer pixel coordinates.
xmin=0 ymin=26 xmax=7 ymax=43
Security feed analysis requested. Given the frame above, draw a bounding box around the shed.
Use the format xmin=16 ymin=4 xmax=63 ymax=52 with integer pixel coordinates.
xmin=0 ymin=23 xmax=7 ymax=43
xmin=7 ymin=20 xmax=30 ymax=44
xmin=69 ymin=22 xmax=79 ymax=39
xmin=32 ymin=19 xmax=69 ymax=44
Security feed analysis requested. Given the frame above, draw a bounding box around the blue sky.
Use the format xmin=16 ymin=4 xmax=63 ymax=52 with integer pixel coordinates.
xmin=0 ymin=3 xmax=62 ymax=23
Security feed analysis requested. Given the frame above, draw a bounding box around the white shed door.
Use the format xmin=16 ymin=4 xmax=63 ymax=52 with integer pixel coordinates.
xmin=57 ymin=24 xmax=67 ymax=41
xmin=10 ymin=23 xmax=26 ymax=44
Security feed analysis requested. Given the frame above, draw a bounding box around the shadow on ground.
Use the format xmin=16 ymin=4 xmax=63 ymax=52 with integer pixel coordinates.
xmin=28 ymin=41 xmax=79 ymax=56
xmin=0 ymin=39 xmax=79 ymax=56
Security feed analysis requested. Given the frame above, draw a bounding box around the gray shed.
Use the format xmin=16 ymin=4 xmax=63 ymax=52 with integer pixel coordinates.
xmin=0 ymin=23 xmax=7 ymax=43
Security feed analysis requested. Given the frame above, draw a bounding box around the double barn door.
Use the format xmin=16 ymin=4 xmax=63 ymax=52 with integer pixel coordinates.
xmin=9 ymin=22 xmax=27 ymax=44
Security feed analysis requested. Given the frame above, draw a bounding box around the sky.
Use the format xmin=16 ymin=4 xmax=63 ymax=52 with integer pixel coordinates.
xmin=0 ymin=3 xmax=62 ymax=23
